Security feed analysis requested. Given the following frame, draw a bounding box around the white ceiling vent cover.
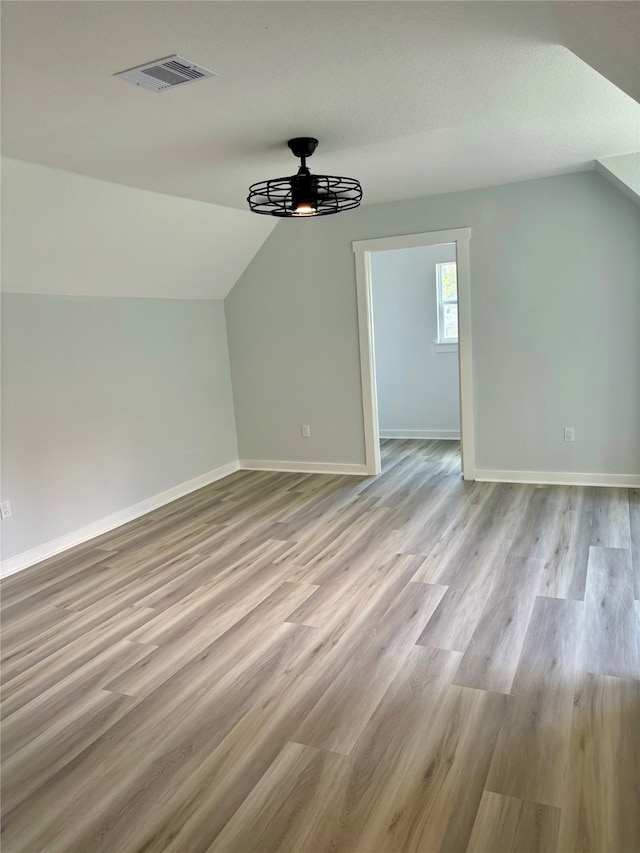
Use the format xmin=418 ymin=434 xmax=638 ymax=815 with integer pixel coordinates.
xmin=115 ymin=55 xmax=216 ymax=91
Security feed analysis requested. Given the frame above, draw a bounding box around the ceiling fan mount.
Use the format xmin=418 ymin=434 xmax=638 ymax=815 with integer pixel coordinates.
xmin=287 ymin=137 xmax=318 ymax=161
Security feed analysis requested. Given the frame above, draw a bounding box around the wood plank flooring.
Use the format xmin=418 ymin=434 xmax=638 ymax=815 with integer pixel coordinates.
xmin=1 ymin=439 xmax=638 ymax=853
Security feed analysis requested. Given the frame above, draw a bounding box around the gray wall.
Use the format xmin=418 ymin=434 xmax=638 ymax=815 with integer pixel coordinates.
xmin=226 ymin=171 xmax=640 ymax=476
xmin=371 ymin=244 xmax=459 ymax=435
xmin=1 ymin=294 xmax=238 ymax=560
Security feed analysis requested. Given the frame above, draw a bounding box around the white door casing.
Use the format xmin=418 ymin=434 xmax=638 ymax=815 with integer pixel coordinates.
xmin=352 ymin=227 xmax=475 ymax=478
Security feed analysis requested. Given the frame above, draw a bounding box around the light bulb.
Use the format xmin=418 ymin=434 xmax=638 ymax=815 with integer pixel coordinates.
xmin=293 ymin=203 xmax=316 ymax=216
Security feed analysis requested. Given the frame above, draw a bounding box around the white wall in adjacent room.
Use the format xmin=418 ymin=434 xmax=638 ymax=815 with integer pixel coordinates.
xmin=371 ymin=244 xmax=459 ymax=438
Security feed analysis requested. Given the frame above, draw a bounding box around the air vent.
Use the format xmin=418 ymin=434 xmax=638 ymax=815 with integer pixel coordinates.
xmin=115 ymin=55 xmax=216 ymax=91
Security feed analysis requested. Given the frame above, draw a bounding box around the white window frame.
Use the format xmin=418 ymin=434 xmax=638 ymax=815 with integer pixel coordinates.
xmin=436 ymin=261 xmax=459 ymax=345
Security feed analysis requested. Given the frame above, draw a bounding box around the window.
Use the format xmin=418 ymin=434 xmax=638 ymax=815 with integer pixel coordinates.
xmin=436 ymin=261 xmax=458 ymax=344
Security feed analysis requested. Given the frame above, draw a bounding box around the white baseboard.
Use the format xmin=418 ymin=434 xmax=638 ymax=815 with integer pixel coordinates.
xmin=474 ymin=468 xmax=640 ymax=488
xmin=10 ymin=458 xmax=632 ymax=578
xmin=379 ymin=429 xmax=461 ymax=440
xmin=0 ymin=461 xmax=240 ymax=578
xmin=240 ymin=459 xmax=370 ymax=476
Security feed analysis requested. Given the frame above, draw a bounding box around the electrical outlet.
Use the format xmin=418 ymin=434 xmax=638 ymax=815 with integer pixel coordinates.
xmin=564 ymin=427 xmax=575 ymax=442
xmin=0 ymin=500 xmax=12 ymax=519
xmin=301 ymin=424 xmax=311 ymax=438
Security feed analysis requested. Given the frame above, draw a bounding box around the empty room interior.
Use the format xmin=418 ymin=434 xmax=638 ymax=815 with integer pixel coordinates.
xmin=1 ymin=2 xmax=639 ymax=852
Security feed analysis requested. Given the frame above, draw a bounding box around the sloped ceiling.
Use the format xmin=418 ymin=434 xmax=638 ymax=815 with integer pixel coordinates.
xmin=1 ymin=157 xmax=276 ymax=299
xmin=549 ymin=1 xmax=640 ymax=102
xmin=595 ymin=153 xmax=640 ymax=205
xmin=1 ymin=1 xmax=638 ymax=212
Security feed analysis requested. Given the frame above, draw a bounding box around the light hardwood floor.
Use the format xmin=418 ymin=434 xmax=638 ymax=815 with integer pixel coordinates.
xmin=1 ymin=440 xmax=638 ymax=852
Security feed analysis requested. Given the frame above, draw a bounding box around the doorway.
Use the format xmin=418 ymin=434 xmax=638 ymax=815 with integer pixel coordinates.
xmin=352 ymin=228 xmax=475 ymax=478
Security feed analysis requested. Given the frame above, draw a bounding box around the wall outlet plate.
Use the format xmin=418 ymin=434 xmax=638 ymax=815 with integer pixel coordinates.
xmin=564 ymin=427 xmax=575 ymax=442
xmin=301 ymin=425 xmax=311 ymax=437
xmin=0 ymin=500 xmax=12 ymax=519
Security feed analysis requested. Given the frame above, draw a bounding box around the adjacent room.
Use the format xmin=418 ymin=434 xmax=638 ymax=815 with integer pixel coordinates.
xmin=1 ymin=2 xmax=639 ymax=851
xmin=371 ymin=242 xmax=462 ymax=447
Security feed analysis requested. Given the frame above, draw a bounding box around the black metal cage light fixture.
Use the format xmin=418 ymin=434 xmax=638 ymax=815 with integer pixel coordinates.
xmin=247 ymin=137 xmax=362 ymax=218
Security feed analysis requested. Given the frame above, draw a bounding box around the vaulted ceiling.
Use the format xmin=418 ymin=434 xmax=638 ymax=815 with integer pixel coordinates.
xmin=2 ymin=1 xmax=638 ymax=212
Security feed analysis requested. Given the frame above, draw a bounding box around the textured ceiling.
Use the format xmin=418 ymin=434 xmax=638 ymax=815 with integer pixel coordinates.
xmin=1 ymin=1 xmax=639 ymax=211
